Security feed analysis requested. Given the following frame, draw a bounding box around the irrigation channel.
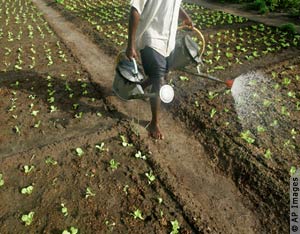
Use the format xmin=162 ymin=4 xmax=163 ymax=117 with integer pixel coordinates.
xmin=0 ymin=0 xmax=299 ymax=233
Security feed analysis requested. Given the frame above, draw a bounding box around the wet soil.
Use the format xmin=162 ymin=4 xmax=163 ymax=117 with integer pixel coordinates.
xmin=43 ymin=1 xmax=300 ymax=233
xmin=0 ymin=124 xmax=194 ymax=234
xmin=33 ymin=0 xmax=266 ymax=233
xmin=2 ymin=0 xmax=299 ymax=233
xmin=0 ymin=1 xmax=195 ymax=233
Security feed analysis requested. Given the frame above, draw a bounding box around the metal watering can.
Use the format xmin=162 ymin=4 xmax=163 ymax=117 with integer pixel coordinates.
xmin=168 ymin=26 xmax=205 ymax=70
xmin=170 ymin=26 xmax=234 ymax=88
xmin=112 ymin=26 xmax=232 ymax=103
xmin=112 ymin=54 xmax=175 ymax=103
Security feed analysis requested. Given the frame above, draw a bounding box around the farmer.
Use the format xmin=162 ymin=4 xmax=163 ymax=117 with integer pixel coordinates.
xmin=126 ymin=0 xmax=193 ymax=139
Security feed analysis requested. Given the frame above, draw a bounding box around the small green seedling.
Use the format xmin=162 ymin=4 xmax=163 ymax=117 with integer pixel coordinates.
xmin=179 ymin=76 xmax=189 ymax=81
xmin=74 ymin=112 xmax=83 ymax=119
xmin=157 ymin=197 xmax=163 ymax=204
xmin=45 ymin=156 xmax=58 ymax=165
xmin=131 ymin=209 xmax=144 ymax=220
xmin=61 ymin=203 xmax=68 ymax=216
xmin=23 ymin=165 xmax=35 ymax=174
xmin=210 ymin=108 xmax=217 ymax=118
xmin=31 ymin=110 xmax=39 ymax=116
xmin=75 ymin=148 xmax=84 ymax=157
xmin=34 ymin=120 xmax=41 ymax=128
xmin=170 ymin=220 xmax=180 ymax=234
xmin=0 ymin=173 xmax=4 ymax=187
xmin=21 ymin=211 xmax=34 ymax=226
xmin=109 ymin=159 xmax=120 ymax=171
xmin=50 ymin=105 xmax=58 ymax=113
xmin=104 ymin=220 xmax=116 ymax=230
xmin=95 ymin=142 xmax=108 ymax=152
xmin=208 ymin=91 xmax=218 ymax=100
xmin=290 ymin=166 xmax=297 ymax=176
xmin=120 ymin=135 xmax=133 ymax=147
xmin=240 ymin=130 xmax=255 ymax=144
xmin=21 ymin=185 xmax=34 ymax=195
xmin=264 ymin=149 xmax=272 ymax=159
xmin=85 ymin=187 xmax=96 ymax=198
xmin=145 ymin=170 xmax=155 ymax=184
xmin=256 ymin=125 xmax=266 ymax=133
xmin=14 ymin=125 xmax=21 ymax=135
xmin=123 ymin=185 xmax=129 ymax=195
xmin=135 ymin=151 xmax=147 ymax=160
xmin=62 ymin=226 xmax=78 ymax=234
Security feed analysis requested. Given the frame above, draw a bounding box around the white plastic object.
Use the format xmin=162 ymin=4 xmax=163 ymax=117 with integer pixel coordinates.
xmin=132 ymin=58 xmax=138 ymax=75
xmin=159 ymin=85 xmax=174 ymax=103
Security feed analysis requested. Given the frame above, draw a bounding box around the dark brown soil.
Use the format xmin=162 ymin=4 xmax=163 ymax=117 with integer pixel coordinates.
xmin=42 ymin=0 xmax=300 ymax=233
xmin=0 ymin=1 xmax=194 ymax=233
xmin=0 ymin=124 xmax=193 ymax=234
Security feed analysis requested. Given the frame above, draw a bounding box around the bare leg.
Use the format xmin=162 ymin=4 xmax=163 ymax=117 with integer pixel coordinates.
xmin=141 ymin=78 xmax=152 ymax=90
xmin=147 ymin=77 xmax=164 ymax=140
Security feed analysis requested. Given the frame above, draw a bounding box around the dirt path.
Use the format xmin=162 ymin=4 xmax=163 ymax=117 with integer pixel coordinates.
xmin=31 ymin=0 xmax=266 ymax=233
xmin=185 ymin=0 xmax=300 ymax=33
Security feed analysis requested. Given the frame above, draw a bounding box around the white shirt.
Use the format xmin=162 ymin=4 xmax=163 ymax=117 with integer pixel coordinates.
xmin=131 ymin=0 xmax=182 ymax=57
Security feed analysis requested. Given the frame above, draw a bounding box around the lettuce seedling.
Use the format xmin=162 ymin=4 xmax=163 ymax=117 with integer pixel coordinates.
xmin=45 ymin=156 xmax=57 ymax=165
xmin=240 ymin=130 xmax=255 ymax=144
xmin=75 ymin=148 xmax=84 ymax=157
xmin=135 ymin=151 xmax=147 ymax=160
xmin=131 ymin=209 xmax=144 ymax=220
xmin=145 ymin=170 xmax=155 ymax=184
xmin=120 ymin=135 xmax=133 ymax=147
xmin=210 ymin=108 xmax=217 ymax=118
xmin=85 ymin=187 xmax=96 ymax=198
xmin=62 ymin=227 xmax=78 ymax=234
xmin=264 ymin=149 xmax=272 ymax=159
xmin=61 ymin=203 xmax=68 ymax=216
xmin=170 ymin=220 xmax=180 ymax=234
xmin=24 ymin=165 xmax=35 ymax=174
xmin=179 ymin=76 xmax=189 ymax=81
xmin=21 ymin=211 xmax=34 ymax=226
xmin=21 ymin=185 xmax=34 ymax=195
xmin=0 ymin=173 xmax=4 ymax=187
xmin=109 ymin=159 xmax=120 ymax=171
xmin=95 ymin=142 xmax=108 ymax=152
xmin=290 ymin=166 xmax=297 ymax=176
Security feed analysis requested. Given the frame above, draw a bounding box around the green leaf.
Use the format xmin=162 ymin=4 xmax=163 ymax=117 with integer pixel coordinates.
xmin=290 ymin=166 xmax=297 ymax=176
xmin=179 ymin=76 xmax=189 ymax=81
xmin=85 ymin=187 xmax=96 ymax=198
xmin=264 ymin=149 xmax=272 ymax=159
xmin=21 ymin=185 xmax=34 ymax=195
xmin=225 ymin=52 xmax=233 ymax=58
xmin=240 ymin=130 xmax=255 ymax=144
xmin=132 ymin=209 xmax=144 ymax=220
xmin=24 ymin=165 xmax=35 ymax=174
xmin=75 ymin=148 xmax=84 ymax=157
xmin=210 ymin=108 xmax=217 ymax=118
xmin=0 ymin=174 xmax=4 ymax=187
xmin=21 ymin=211 xmax=34 ymax=226
xmin=170 ymin=220 xmax=180 ymax=234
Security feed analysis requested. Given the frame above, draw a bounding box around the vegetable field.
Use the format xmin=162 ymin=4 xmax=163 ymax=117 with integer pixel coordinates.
xmin=1 ymin=0 xmax=300 ymax=233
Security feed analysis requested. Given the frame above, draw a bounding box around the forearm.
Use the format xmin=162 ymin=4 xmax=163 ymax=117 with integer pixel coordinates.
xmin=179 ymin=7 xmax=193 ymax=27
xmin=127 ymin=7 xmax=140 ymax=49
xmin=179 ymin=7 xmax=190 ymax=21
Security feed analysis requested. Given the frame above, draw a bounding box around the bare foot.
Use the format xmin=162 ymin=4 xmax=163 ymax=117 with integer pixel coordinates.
xmin=146 ymin=121 xmax=164 ymax=140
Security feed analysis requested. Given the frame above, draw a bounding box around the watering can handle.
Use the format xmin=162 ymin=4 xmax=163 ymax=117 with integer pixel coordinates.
xmin=178 ymin=25 xmax=206 ymax=60
xmin=131 ymin=58 xmax=138 ymax=75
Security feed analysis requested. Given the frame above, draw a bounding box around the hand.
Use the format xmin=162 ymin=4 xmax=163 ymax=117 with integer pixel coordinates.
xmin=125 ymin=46 xmax=138 ymax=60
xmin=183 ymin=17 xmax=194 ymax=28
